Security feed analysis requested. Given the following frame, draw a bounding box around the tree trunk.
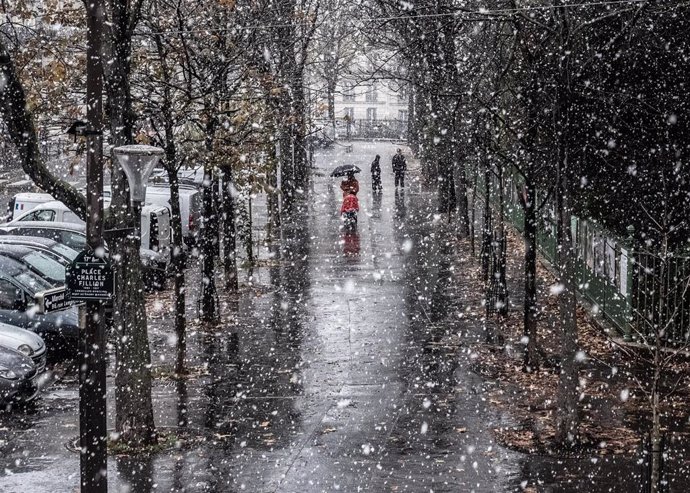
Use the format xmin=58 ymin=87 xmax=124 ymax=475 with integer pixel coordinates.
xmin=407 ymin=81 xmax=417 ymax=153
xmin=0 ymin=40 xmax=86 ymax=218
xmin=554 ymin=153 xmax=579 ymax=446
xmin=244 ymin=193 xmax=255 ymax=264
xmin=650 ymin=237 xmax=668 ymax=493
xmin=496 ymin=166 xmax=508 ymax=316
xmin=554 ymin=2 xmax=579 ymax=447
xmin=113 ymin=200 xmax=156 ymax=447
xmin=279 ymin=116 xmax=296 ymax=215
xmin=650 ymin=356 xmax=662 ymax=493
xmin=163 ymin=145 xmax=186 ymax=375
xmin=455 ymin=159 xmax=470 ymax=237
xmin=469 ymin=170 xmax=478 ymax=256
xmin=200 ymin=123 xmax=219 ymax=322
xmin=482 ymin=164 xmax=492 ymax=281
xmin=266 ymin=137 xmax=281 ymax=242
xmin=326 ymin=77 xmax=336 ymax=123
xmin=438 ymin=138 xmax=456 ymax=214
xmin=222 ymin=167 xmax=238 ymax=291
xmin=292 ymin=77 xmax=308 ymax=195
xmin=523 ymin=179 xmax=540 ymax=370
xmin=106 ymin=0 xmax=156 ymax=447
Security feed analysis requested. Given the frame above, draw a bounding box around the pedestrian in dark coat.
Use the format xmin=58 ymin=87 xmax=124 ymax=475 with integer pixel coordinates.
xmin=371 ymin=155 xmax=382 ymax=192
xmin=392 ymin=149 xmax=407 ymax=188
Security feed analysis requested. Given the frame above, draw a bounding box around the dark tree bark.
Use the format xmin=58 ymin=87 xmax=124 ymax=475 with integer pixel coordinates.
xmin=162 ymin=141 xmax=186 ymax=374
xmin=292 ymin=77 xmax=309 ymax=196
xmin=438 ymin=154 xmax=456 ymax=215
xmin=407 ymin=80 xmax=417 ymax=152
xmin=555 ymin=150 xmax=579 ymax=446
xmin=495 ymin=165 xmax=508 ymax=316
xmin=453 ymin=127 xmax=470 ymax=237
xmin=221 ymin=167 xmax=238 ymax=291
xmin=326 ymin=77 xmax=336 ymax=122
xmin=554 ymin=3 xmax=579 ymax=446
xmin=3 ymin=7 xmax=156 ymax=449
xmin=0 ymin=41 xmax=86 ymax=218
xmin=278 ymin=119 xmax=296 ymax=214
xmin=266 ymin=139 xmax=281 ymax=242
xmin=105 ymin=0 xmax=156 ymax=447
xmin=481 ymin=163 xmax=492 ymax=282
xmin=522 ymin=179 xmax=540 ymax=370
xmin=200 ymin=120 xmax=219 ymax=323
xmin=111 ymin=200 xmax=156 ymax=447
xmin=148 ymin=21 xmax=187 ymax=375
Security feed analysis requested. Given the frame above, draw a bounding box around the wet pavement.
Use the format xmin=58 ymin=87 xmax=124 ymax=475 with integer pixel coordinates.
xmin=0 ymin=141 xmax=663 ymax=492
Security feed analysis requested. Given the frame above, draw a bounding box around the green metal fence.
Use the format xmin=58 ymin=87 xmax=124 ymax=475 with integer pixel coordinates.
xmin=471 ymin=169 xmax=690 ymax=344
xmin=632 ymin=250 xmax=690 ymax=343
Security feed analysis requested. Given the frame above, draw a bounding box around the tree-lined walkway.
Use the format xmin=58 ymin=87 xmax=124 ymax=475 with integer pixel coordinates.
xmin=1 ymin=142 xmax=521 ymax=492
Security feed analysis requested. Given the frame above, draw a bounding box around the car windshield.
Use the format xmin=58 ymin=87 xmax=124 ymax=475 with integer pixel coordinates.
xmin=21 ymin=252 xmax=65 ymax=282
xmin=15 ymin=270 xmax=55 ymax=295
xmin=51 ymin=243 xmax=78 ymax=261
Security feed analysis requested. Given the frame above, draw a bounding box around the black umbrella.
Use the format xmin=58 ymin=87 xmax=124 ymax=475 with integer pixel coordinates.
xmin=330 ymin=164 xmax=361 ymax=177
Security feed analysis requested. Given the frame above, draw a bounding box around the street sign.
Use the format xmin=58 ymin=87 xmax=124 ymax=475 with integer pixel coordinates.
xmin=66 ymin=250 xmax=114 ymax=301
xmin=35 ymin=287 xmax=70 ymax=314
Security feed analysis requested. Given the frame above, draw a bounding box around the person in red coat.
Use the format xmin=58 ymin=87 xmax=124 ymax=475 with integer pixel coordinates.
xmin=340 ymin=171 xmax=359 ymax=197
xmin=340 ymin=171 xmax=359 ymax=226
xmin=341 ymin=194 xmax=359 ymax=213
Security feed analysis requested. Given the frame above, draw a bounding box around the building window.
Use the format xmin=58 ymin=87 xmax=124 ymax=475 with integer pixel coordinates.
xmin=342 ymin=83 xmax=355 ymax=102
xmin=343 ymin=107 xmax=354 ymax=120
xmin=366 ymin=108 xmax=377 ymax=121
xmin=398 ymin=110 xmax=408 ymax=122
xmin=365 ymin=82 xmax=378 ymax=103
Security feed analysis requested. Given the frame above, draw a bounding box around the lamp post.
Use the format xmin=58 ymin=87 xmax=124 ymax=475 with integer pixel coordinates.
xmin=80 ymin=0 xmax=106 ymax=491
xmin=112 ymin=144 xmax=164 ymax=232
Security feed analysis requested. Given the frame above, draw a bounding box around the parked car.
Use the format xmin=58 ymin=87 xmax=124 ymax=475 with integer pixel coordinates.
xmin=104 ymin=184 xmax=201 ymax=246
xmin=0 ymin=221 xmax=88 ymax=250
xmin=0 ymin=244 xmax=68 ymax=284
xmin=149 ymin=166 xmax=205 ymax=187
xmin=0 ymin=236 xmax=115 ymax=326
xmin=7 ymin=199 xmax=171 ymax=262
xmin=0 ymin=322 xmax=47 ymax=373
xmin=7 ymin=192 xmax=55 ymax=221
xmin=0 ymin=255 xmax=78 ymax=357
xmin=0 ymin=345 xmax=40 ymax=405
xmin=139 ymin=204 xmax=172 ymax=261
xmin=9 ymin=200 xmax=82 ymax=224
xmin=0 ymin=235 xmax=78 ymax=265
xmin=0 ymin=222 xmax=168 ymax=289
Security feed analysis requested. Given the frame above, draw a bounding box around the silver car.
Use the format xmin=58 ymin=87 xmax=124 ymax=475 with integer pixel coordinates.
xmin=0 ymin=322 xmax=47 ymax=373
xmin=0 ymin=345 xmax=39 ymax=405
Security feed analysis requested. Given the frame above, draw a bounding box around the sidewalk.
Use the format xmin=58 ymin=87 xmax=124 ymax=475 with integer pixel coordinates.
xmin=465 ymin=218 xmax=690 ymax=492
xmin=0 ymin=142 xmax=526 ymax=492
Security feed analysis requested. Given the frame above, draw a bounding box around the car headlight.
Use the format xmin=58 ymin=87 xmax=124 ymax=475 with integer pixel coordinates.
xmin=0 ymin=366 xmax=17 ymax=380
xmin=17 ymin=344 xmax=34 ymax=356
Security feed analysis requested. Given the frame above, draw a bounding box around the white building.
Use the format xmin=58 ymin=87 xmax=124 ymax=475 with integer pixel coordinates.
xmin=307 ymin=48 xmax=409 ymax=139
xmin=335 ymin=79 xmax=409 ymax=123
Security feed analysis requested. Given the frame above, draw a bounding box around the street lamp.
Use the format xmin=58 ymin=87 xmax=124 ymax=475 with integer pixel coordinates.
xmin=112 ymin=145 xmax=164 ymax=204
xmin=113 ymin=144 xmax=163 ymax=246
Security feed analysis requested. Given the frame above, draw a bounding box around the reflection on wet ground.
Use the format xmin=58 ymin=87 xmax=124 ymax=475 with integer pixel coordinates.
xmin=0 ymin=142 xmax=667 ymax=492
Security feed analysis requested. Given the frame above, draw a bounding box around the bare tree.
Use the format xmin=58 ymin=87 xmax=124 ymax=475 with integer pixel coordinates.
xmin=104 ymin=0 xmax=156 ymax=447
xmin=133 ymin=0 xmax=196 ymax=372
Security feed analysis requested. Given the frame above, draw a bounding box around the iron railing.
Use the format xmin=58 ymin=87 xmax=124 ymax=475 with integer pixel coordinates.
xmin=470 ymin=170 xmax=690 ymax=344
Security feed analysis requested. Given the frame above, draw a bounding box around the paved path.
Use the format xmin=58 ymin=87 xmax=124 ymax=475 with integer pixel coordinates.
xmin=0 ymin=141 xmax=521 ymax=492
xmin=159 ymin=141 xmax=521 ymax=492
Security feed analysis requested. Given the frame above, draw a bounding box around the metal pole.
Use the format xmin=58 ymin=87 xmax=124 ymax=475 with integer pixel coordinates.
xmin=133 ymin=200 xmax=143 ymax=248
xmin=82 ymin=0 xmax=107 ymax=490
